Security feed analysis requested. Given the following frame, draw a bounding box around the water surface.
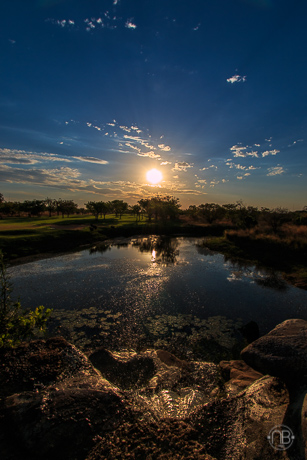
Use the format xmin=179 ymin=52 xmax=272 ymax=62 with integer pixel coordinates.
xmin=9 ymin=236 xmax=307 ymax=354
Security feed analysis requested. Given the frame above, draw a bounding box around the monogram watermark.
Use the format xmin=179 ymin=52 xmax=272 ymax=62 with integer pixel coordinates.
xmin=267 ymin=425 xmax=295 ymax=451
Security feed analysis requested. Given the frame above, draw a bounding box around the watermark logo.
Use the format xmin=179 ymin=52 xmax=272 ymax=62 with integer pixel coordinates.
xmin=267 ymin=425 xmax=295 ymax=451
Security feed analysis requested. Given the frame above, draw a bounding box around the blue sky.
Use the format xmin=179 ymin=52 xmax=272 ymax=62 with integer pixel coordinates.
xmin=0 ymin=0 xmax=306 ymax=209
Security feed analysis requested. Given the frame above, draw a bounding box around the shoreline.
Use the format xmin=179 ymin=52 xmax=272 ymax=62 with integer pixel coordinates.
xmin=2 ymin=220 xmax=306 ymax=291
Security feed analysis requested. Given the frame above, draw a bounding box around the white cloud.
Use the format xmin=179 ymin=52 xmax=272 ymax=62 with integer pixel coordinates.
xmin=138 ymin=151 xmax=161 ymax=159
xmin=158 ymin=144 xmax=171 ymax=151
xmin=160 ymin=161 xmax=171 ymax=166
xmin=267 ymin=166 xmax=285 ymax=176
xmin=262 ymin=149 xmax=279 ymax=157
xmin=227 ymin=74 xmax=246 ymax=84
xmin=125 ymin=19 xmax=137 ymax=29
xmin=120 ymin=125 xmax=131 ymax=132
xmin=172 ymin=162 xmax=193 ymax=172
xmin=230 ymin=145 xmax=259 ymax=158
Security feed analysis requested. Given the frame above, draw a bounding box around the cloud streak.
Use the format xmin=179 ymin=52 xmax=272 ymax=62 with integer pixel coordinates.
xmin=227 ymin=74 xmax=247 ymax=84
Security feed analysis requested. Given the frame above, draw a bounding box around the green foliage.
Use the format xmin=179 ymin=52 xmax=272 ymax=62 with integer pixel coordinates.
xmin=0 ymin=252 xmax=52 ymax=347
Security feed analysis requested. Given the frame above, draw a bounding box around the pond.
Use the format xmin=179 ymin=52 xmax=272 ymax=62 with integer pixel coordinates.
xmin=8 ymin=236 xmax=307 ymax=359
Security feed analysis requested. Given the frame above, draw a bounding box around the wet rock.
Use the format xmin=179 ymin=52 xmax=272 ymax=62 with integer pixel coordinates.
xmin=89 ymin=348 xmax=157 ymax=389
xmin=241 ymin=319 xmax=307 ymax=382
xmin=156 ymin=349 xmax=191 ymax=369
xmin=5 ymin=385 xmax=130 ymax=460
xmin=239 ymin=320 xmax=259 ymax=343
xmin=0 ymin=337 xmax=134 ymax=460
xmin=86 ymin=419 xmax=217 ymax=460
xmin=192 ymin=376 xmax=290 ymax=460
xmin=0 ymin=336 xmax=100 ymax=397
xmin=219 ymin=359 xmax=263 ymax=389
xmin=0 ymin=335 xmax=294 ymax=460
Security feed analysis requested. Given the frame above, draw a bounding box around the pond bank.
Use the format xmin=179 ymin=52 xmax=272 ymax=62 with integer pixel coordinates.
xmin=202 ymin=236 xmax=307 ymax=290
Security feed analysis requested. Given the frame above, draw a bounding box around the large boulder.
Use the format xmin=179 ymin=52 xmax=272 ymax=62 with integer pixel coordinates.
xmin=241 ymin=319 xmax=307 ymax=382
xmin=192 ymin=376 xmax=289 ymax=460
xmin=0 ymin=338 xmax=133 ymax=460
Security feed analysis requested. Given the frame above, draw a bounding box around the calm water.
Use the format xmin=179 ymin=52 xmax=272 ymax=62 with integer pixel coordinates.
xmin=8 ymin=236 xmax=307 ymax=352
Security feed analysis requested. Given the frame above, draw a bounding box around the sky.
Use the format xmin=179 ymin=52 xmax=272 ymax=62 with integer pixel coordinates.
xmin=0 ymin=0 xmax=306 ymax=210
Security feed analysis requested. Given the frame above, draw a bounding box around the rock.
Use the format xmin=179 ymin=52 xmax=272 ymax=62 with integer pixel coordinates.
xmin=5 ymin=385 xmax=130 ymax=460
xmin=156 ymin=349 xmax=191 ymax=369
xmin=86 ymin=419 xmax=217 ymax=460
xmin=192 ymin=376 xmax=290 ymax=460
xmin=89 ymin=348 xmax=157 ymax=389
xmin=239 ymin=320 xmax=260 ymax=343
xmin=0 ymin=337 xmax=134 ymax=460
xmin=0 ymin=335 xmax=294 ymax=460
xmin=219 ymin=360 xmax=263 ymax=389
xmin=241 ymin=319 xmax=307 ymax=382
xmin=0 ymin=336 xmax=100 ymax=397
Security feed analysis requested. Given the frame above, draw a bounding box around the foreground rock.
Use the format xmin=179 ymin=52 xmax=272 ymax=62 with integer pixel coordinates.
xmin=241 ymin=319 xmax=307 ymax=382
xmin=0 ymin=338 xmax=134 ymax=460
xmin=241 ymin=319 xmax=307 ymax=458
xmin=0 ymin=331 xmax=300 ymax=460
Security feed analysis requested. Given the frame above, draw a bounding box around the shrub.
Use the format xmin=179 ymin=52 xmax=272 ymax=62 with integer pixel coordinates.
xmin=0 ymin=252 xmax=52 ymax=347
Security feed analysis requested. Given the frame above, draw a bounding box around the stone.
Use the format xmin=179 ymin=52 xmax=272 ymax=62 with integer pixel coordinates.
xmin=0 ymin=336 xmax=100 ymax=397
xmin=192 ymin=376 xmax=290 ymax=460
xmin=0 ymin=337 xmax=133 ymax=460
xmin=219 ymin=360 xmax=263 ymax=389
xmin=0 ymin=335 xmax=295 ymax=460
xmin=89 ymin=348 xmax=157 ymax=389
xmin=241 ymin=319 xmax=307 ymax=382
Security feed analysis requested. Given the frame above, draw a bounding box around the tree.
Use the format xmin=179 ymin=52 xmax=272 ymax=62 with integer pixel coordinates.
xmin=85 ymin=201 xmax=110 ymax=220
xmin=130 ymin=204 xmax=142 ymax=221
xmin=197 ymin=203 xmax=225 ymax=224
xmin=56 ymin=199 xmax=78 ymax=218
xmin=20 ymin=200 xmax=46 ymax=217
xmin=44 ymin=198 xmax=57 ymax=217
xmin=110 ymin=200 xmax=128 ymax=219
xmin=138 ymin=196 xmax=181 ymax=222
xmin=0 ymin=252 xmax=52 ymax=347
xmin=261 ymin=207 xmax=290 ymax=233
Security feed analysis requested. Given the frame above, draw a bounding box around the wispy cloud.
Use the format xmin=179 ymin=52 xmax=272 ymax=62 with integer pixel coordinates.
xmin=227 ymin=74 xmax=247 ymax=84
xmin=172 ymin=162 xmax=193 ymax=172
xmin=0 ymin=148 xmax=72 ymax=165
xmin=262 ymin=149 xmax=279 ymax=157
xmin=158 ymin=144 xmax=171 ymax=151
xmin=267 ymin=166 xmax=285 ymax=176
xmin=230 ymin=145 xmax=259 ymax=158
xmin=73 ymin=156 xmax=108 ymax=164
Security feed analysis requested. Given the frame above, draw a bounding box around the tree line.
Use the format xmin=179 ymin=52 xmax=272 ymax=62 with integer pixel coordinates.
xmin=0 ymin=194 xmax=182 ymax=222
xmin=0 ymin=192 xmax=306 ymax=229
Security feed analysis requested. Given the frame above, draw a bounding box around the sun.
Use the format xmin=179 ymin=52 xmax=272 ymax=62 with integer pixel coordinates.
xmin=146 ymin=168 xmax=163 ymax=184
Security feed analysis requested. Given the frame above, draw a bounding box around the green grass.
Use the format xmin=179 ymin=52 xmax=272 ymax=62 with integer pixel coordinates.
xmin=0 ymin=214 xmax=188 ymax=261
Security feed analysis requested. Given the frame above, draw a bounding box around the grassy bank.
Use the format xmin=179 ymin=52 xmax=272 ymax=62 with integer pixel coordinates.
xmin=0 ymin=214 xmax=228 ymax=263
xmin=202 ymin=225 xmax=307 ymax=289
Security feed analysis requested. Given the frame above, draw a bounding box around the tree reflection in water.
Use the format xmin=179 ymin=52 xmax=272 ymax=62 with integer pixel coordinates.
xmin=88 ymin=236 xmax=180 ymax=265
xmin=132 ymin=236 xmax=180 ymax=265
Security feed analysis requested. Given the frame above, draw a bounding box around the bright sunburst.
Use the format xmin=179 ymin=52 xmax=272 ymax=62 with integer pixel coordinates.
xmin=146 ymin=168 xmax=163 ymax=184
